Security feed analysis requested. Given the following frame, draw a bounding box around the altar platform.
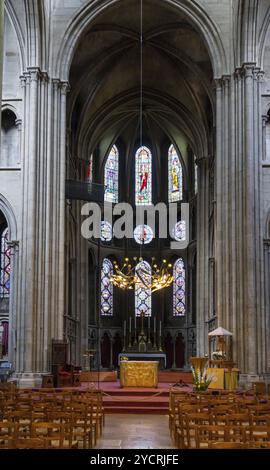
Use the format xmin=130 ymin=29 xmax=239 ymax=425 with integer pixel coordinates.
xmin=118 ymin=352 xmax=166 ymax=368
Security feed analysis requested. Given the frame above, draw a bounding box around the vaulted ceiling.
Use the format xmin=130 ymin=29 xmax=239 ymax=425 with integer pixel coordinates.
xmin=68 ymin=0 xmax=214 ymax=169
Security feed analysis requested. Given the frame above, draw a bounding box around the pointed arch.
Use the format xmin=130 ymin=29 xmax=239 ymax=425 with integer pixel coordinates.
xmin=57 ymin=0 xmax=227 ymax=81
xmin=104 ymin=145 xmax=119 ymax=203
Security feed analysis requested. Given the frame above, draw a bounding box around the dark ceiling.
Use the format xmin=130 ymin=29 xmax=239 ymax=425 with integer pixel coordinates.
xmin=68 ymin=0 xmax=214 ymax=170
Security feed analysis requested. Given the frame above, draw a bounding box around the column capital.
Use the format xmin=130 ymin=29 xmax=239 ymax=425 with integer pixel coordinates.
xmin=221 ymin=74 xmax=231 ymax=86
xmin=41 ymin=71 xmax=49 ymax=83
xmin=52 ymin=78 xmax=61 ymax=90
xmin=214 ymin=78 xmax=222 ymax=90
xmin=27 ymin=67 xmax=42 ymax=82
xmin=253 ymin=67 xmax=264 ymax=81
xmin=241 ymin=62 xmax=256 ymax=78
xmin=19 ymin=73 xmax=29 ymax=87
xmin=60 ymin=81 xmax=70 ymax=95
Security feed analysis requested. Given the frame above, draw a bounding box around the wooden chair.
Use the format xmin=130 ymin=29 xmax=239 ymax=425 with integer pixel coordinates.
xmin=14 ymin=438 xmax=45 ymax=449
xmin=209 ymin=441 xmax=248 ymax=449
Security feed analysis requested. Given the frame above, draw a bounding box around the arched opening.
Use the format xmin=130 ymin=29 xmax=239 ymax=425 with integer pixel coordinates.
xmin=1 ymin=109 xmax=19 ymax=167
xmin=65 ymin=0 xmax=215 ymax=371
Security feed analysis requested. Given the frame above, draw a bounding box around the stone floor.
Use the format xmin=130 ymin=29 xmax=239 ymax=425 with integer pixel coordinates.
xmin=96 ymin=414 xmax=175 ymax=449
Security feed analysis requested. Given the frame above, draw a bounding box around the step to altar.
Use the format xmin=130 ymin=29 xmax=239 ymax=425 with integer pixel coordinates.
xmin=98 ymin=380 xmax=192 ymax=414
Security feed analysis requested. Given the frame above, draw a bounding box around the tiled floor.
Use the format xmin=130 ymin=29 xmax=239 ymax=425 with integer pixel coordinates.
xmin=97 ymin=414 xmax=175 ymax=449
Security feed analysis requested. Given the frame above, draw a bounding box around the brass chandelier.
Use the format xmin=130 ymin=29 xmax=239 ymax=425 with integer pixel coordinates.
xmin=110 ymin=257 xmax=174 ymax=293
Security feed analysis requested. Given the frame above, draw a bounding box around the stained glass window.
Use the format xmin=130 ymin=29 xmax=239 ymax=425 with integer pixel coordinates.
xmin=104 ymin=145 xmax=119 ymax=203
xmin=135 ymin=261 xmax=151 ymax=317
xmin=135 ymin=146 xmax=152 ymax=205
xmin=101 ymin=221 xmax=112 ymax=242
xmin=86 ymin=154 xmax=93 ymax=182
xmin=194 ymin=161 xmax=198 ymax=194
xmin=173 ymin=258 xmax=185 ymax=316
xmin=134 ymin=224 xmax=153 ymax=245
xmin=101 ymin=258 xmax=113 ymax=316
xmin=168 ymin=144 xmax=183 ymax=202
xmin=0 ymin=228 xmax=10 ymax=298
xmin=172 ymin=221 xmax=186 ymax=241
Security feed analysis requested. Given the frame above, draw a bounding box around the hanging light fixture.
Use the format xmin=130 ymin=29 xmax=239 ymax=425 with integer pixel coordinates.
xmin=110 ymin=257 xmax=174 ymax=293
xmin=109 ymin=0 xmax=174 ymax=293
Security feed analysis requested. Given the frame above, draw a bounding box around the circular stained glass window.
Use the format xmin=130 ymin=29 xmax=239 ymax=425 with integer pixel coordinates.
xmin=134 ymin=224 xmax=154 ymax=245
xmin=101 ymin=221 xmax=112 ymax=242
xmin=172 ymin=221 xmax=186 ymax=241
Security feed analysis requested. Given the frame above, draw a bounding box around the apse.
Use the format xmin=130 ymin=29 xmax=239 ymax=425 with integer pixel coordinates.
xmin=65 ymin=0 xmax=215 ymax=370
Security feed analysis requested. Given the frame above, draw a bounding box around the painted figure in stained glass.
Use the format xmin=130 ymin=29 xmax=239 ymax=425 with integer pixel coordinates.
xmin=135 ymin=146 xmax=152 ymax=205
xmin=168 ymin=144 xmax=183 ymax=202
xmin=135 ymin=261 xmax=151 ymax=317
xmin=101 ymin=258 xmax=113 ymax=316
xmin=104 ymin=145 xmax=119 ymax=203
xmin=101 ymin=221 xmax=112 ymax=242
xmin=173 ymin=258 xmax=185 ymax=316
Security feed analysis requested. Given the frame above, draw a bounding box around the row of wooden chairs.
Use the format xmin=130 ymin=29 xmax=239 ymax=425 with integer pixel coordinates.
xmin=0 ymin=388 xmax=105 ymax=448
xmin=169 ymin=388 xmax=270 ymax=448
xmin=194 ymin=425 xmax=270 ymax=449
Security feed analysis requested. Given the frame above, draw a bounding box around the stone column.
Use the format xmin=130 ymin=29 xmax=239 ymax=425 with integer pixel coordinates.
xmin=14 ymin=71 xmax=69 ymax=386
xmin=215 ymin=65 xmax=266 ymax=377
xmin=196 ymin=156 xmax=209 ymax=355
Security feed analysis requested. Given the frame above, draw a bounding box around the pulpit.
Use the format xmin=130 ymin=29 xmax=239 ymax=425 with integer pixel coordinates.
xmin=120 ymin=360 xmax=158 ymax=388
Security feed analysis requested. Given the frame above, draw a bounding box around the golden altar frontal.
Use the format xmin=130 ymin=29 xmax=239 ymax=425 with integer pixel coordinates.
xmin=120 ymin=361 xmax=158 ymax=388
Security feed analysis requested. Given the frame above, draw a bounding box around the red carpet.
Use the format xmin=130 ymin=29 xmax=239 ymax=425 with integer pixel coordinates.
xmin=81 ymin=380 xmax=193 ymax=414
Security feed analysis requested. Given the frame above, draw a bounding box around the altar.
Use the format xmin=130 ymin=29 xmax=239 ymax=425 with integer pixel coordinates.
xmin=120 ymin=360 xmax=158 ymax=388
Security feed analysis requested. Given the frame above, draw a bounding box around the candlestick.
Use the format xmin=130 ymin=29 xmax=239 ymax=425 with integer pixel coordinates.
xmin=159 ymin=320 xmax=162 ymax=336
